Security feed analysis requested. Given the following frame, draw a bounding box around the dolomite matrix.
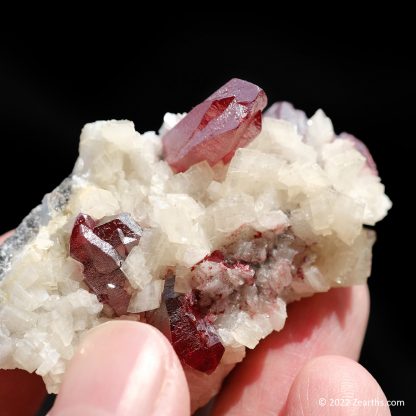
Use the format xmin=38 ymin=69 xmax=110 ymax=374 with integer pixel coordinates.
xmin=0 ymin=79 xmax=391 ymax=411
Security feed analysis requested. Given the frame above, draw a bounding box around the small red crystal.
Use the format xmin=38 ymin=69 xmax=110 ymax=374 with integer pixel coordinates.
xmin=162 ymin=78 xmax=267 ymax=172
xmin=70 ymin=213 xmax=142 ymax=316
xmin=163 ymin=279 xmax=224 ymax=374
xmin=204 ymin=250 xmax=252 ymax=271
xmin=69 ymin=213 xmax=97 ymax=265
xmin=204 ymin=250 xmax=225 ymax=263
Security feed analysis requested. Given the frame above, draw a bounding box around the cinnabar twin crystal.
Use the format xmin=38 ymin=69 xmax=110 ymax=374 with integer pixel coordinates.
xmin=163 ymin=279 xmax=225 ymax=374
xmin=69 ymin=213 xmax=143 ymax=316
xmin=162 ymin=78 xmax=268 ymax=172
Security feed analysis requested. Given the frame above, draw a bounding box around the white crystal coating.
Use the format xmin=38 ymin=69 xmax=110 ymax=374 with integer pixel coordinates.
xmin=0 ymin=109 xmax=391 ymax=399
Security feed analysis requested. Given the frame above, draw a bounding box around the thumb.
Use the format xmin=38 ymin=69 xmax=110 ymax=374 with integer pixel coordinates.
xmin=50 ymin=321 xmax=190 ymax=416
xmin=285 ymin=355 xmax=391 ymax=416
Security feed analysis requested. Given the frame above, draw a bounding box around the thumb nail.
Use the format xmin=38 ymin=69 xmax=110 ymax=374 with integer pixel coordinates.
xmin=50 ymin=321 xmax=190 ymax=416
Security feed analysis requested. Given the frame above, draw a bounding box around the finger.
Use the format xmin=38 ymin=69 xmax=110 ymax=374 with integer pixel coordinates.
xmin=213 ymin=285 xmax=370 ymax=415
xmin=1 ymin=229 xmax=49 ymax=415
xmin=0 ymin=230 xmax=13 ymax=245
xmin=0 ymin=369 xmax=47 ymax=416
xmin=50 ymin=321 xmax=190 ymax=416
xmin=285 ymin=355 xmax=391 ymax=416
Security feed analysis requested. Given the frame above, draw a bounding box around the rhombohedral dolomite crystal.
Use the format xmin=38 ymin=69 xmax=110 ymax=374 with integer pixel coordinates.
xmin=0 ymin=79 xmax=391 ymax=411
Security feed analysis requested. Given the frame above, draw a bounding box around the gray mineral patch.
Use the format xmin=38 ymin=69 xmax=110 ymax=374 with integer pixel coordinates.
xmin=0 ymin=177 xmax=72 ymax=282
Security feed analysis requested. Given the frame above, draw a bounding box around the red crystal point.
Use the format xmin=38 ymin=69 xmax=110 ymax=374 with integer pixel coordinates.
xmin=69 ymin=213 xmax=142 ymax=316
xmin=94 ymin=213 xmax=143 ymax=257
xmin=69 ymin=214 xmax=96 ymax=264
xmin=163 ymin=280 xmax=224 ymax=374
xmin=162 ymin=78 xmax=267 ymax=172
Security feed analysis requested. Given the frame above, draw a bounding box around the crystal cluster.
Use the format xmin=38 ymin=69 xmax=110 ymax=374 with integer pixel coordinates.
xmin=161 ymin=279 xmax=225 ymax=374
xmin=69 ymin=213 xmax=142 ymax=316
xmin=0 ymin=78 xmax=391 ymax=412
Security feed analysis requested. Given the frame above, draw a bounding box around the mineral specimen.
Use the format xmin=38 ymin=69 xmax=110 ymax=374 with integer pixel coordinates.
xmin=0 ymin=79 xmax=391 ymax=412
xmin=69 ymin=213 xmax=142 ymax=316
xmin=162 ymin=278 xmax=225 ymax=374
xmin=162 ymin=78 xmax=267 ymax=172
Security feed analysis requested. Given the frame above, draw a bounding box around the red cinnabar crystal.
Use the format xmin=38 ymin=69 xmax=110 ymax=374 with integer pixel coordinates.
xmin=70 ymin=213 xmax=142 ymax=316
xmin=204 ymin=250 xmax=252 ymax=271
xmin=163 ymin=279 xmax=224 ymax=374
xmin=162 ymin=78 xmax=267 ymax=172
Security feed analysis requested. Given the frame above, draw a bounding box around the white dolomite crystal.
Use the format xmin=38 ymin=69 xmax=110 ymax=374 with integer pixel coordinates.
xmin=0 ymin=103 xmax=391 ymax=412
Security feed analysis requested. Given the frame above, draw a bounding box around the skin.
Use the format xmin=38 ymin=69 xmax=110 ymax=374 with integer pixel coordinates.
xmin=0 ymin=232 xmax=391 ymax=416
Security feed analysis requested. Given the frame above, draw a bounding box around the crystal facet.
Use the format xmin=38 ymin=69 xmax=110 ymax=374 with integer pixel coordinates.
xmin=163 ymin=279 xmax=224 ymax=374
xmin=162 ymin=78 xmax=267 ymax=172
xmin=70 ymin=213 xmax=143 ymax=315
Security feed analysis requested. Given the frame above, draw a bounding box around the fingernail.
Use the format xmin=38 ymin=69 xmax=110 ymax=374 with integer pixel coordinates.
xmin=51 ymin=321 xmax=187 ymax=416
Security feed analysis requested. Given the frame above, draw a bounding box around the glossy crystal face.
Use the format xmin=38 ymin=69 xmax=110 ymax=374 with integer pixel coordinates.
xmin=162 ymin=78 xmax=267 ymax=172
xmin=70 ymin=213 xmax=142 ymax=316
xmin=163 ymin=279 xmax=225 ymax=374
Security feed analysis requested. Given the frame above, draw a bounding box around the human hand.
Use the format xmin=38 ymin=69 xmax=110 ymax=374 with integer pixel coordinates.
xmin=0 ymin=232 xmax=391 ymax=415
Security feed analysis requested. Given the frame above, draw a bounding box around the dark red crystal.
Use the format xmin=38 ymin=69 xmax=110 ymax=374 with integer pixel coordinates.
xmin=163 ymin=279 xmax=224 ymax=374
xmin=69 ymin=213 xmax=97 ymax=265
xmin=204 ymin=250 xmax=225 ymax=263
xmin=70 ymin=213 xmax=143 ymax=316
xmin=162 ymin=78 xmax=267 ymax=173
xmin=94 ymin=213 xmax=143 ymax=257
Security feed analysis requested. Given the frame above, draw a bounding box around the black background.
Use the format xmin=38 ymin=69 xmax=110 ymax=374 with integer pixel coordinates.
xmin=1 ymin=18 xmax=414 ymax=415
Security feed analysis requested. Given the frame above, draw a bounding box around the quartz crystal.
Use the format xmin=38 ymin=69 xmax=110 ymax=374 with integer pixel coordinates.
xmin=0 ymin=80 xmax=391 ymax=413
xmin=162 ymin=78 xmax=267 ymax=172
